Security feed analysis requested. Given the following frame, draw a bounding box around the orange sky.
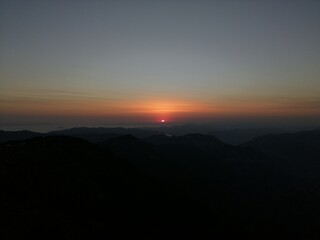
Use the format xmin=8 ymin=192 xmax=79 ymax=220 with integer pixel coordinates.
xmin=1 ymin=93 xmax=319 ymax=125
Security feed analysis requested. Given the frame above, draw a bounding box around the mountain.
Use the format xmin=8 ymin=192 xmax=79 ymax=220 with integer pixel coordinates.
xmin=0 ymin=127 xmax=160 ymax=144
xmin=0 ymin=126 xmax=286 ymax=144
xmin=209 ymin=128 xmax=285 ymax=145
xmin=145 ymin=133 xmax=226 ymax=148
xmin=2 ymin=128 xmax=320 ymax=238
xmin=0 ymin=136 xmax=215 ymax=238
xmin=50 ymin=127 xmax=160 ymax=142
xmin=243 ymin=129 xmax=320 ymax=159
xmin=101 ymin=131 xmax=320 ymax=239
xmin=243 ymin=129 xmax=320 ymax=177
xmin=144 ymin=124 xmax=286 ymax=144
xmin=0 ymin=130 xmax=42 ymax=143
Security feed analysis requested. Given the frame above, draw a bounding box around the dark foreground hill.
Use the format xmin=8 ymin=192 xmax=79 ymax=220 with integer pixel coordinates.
xmin=243 ymin=129 xmax=320 ymax=162
xmin=0 ymin=136 xmax=215 ymax=238
xmin=1 ymin=129 xmax=320 ymax=239
xmin=102 ymin=131 xmax=320 ymax=239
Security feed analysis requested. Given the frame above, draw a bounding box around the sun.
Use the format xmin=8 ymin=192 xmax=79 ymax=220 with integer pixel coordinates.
xmin=161 ymin=119 xmax=165 ymax=123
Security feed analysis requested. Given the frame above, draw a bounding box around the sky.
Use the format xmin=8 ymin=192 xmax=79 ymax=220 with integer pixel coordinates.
xmin=1 ymin=0 xmax=320 ymax=130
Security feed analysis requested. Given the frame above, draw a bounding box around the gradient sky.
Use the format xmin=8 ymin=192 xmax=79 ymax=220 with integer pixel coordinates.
xmin=1 ymin=0 xmax=320 ymax=129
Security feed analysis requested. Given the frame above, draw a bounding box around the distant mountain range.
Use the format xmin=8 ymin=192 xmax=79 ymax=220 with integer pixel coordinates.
xmin=0 ymin=130 xmax=42 ymax=143
xmin=1 ymin=128 xmax=320 ymax=238
xmin=0 ymin=126 xmax=287 ymax=144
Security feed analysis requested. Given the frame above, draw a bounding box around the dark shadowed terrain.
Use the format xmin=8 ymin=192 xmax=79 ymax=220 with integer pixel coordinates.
xmin=1 ymin=128 xmax=320 ymax=239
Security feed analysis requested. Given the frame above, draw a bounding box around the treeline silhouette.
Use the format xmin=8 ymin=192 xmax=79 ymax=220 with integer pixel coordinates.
xmin=1 ymin=128 xmax=320 ymax=239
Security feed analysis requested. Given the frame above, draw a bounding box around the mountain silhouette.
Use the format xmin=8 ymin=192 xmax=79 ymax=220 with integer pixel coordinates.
xmin=2 ymin=128 xmax=320 ymax=238
xmin=0 ymin=126 xmax=287 ymax=144
xmin=0 ymin=136 xmax=215 ymax=238
xmin=50 ymin=127 xmax=160 ymax=142
xmin=100 ymin=130 xmax=320 ymax=239
xmin=243 ymin=129 xmax=320 ymax=160
xmin=0 ymin=130 xmax=42 ymax=143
